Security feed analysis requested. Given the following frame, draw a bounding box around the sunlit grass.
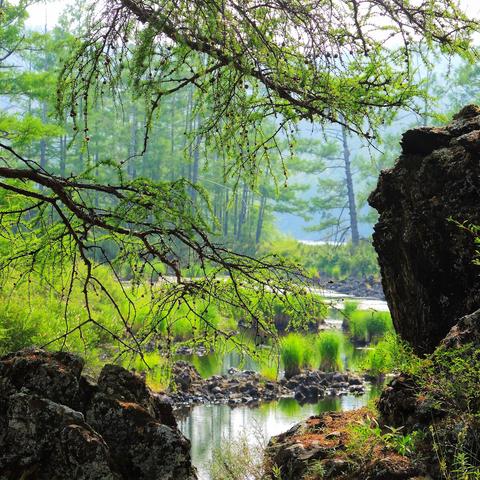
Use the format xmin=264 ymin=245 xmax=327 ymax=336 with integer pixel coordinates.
xmin=346 ymin=309 xmax=393 ymax=344
xmin=280 ymin=333 xmax=305 ymax=378
xmin=317 ymin=331 xmax=343 ymax=371
xmin=122 ymin=351 xmax=172 ymax=391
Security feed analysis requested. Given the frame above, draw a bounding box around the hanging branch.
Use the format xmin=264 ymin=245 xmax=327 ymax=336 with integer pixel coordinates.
xmin=0 ymin=142 xmax=316 ymax=355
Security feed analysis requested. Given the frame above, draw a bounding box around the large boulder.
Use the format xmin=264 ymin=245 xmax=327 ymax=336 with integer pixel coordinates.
xmin=441 ymin=308 xmax=480 ymax=349
xmin=369 ymin=105 xmax=480 ymax=353
xmin=0 ymin=349 xmax=197 ymax=480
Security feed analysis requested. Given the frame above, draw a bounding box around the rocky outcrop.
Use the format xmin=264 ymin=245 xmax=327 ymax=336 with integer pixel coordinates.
xmin=369 ymin=105 xmax=480 ymax=354
xmin=318 ymin=275 xmax=385 ymax=299
xmin=376 ymin=373 xmax=444 ymax=432
xmin=0 ymin=349 xmax=196 ymax=480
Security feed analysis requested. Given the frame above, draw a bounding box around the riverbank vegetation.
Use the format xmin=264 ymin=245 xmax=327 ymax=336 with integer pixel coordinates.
xmin=0 ymin=264 xmax=396 ymax=386
xmin=260 ymin=239 xmax=380 ymax=280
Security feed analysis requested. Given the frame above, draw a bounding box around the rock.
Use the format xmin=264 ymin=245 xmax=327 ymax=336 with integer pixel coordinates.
xmin=377 ymin=374 xmax=440 ymax=431
xmin=172 ymin=361 xmax=202 ymax=392
xmin=168 ymin=361 xmax=366 ymax=407
xmin=267 ymin=409 xmax=422 ymax=479
xmin=317 ymin=274 xmax=385 ymax=299
xmin=86 ymin=394 xmax=194 ymax=480
xmin=349 ymin=385 xmax=365 ymax=395
xmin=0 ymin=392 xmax=120 ymax=480
xmin=96 ymin=364 xmax=177 ymax=427
xmin=400 ymin=126 xmax=451 ymax=155
xmin=369 ymin=105 xmax=480 ymax=353
xmin=441 ymin=308 xmax=480 ymax=349
xmin=0 ymin=349 xmax=197 ymax=480
xmin=348 ymin=376 xmax=362 ymax=385
xmin=0 ymin=348 xmax=84 ymax=407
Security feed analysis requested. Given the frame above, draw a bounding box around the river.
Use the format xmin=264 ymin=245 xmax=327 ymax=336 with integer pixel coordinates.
xmin=174 ymin=293 xmax=388 ymax=479
xmin=176 ymin=387 xmax=382 ymax=479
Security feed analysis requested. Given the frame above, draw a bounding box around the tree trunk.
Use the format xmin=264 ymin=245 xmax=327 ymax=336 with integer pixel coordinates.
xmin=128 ymin=105 xmax=138 ymax=179
xmin=190 ymin=115 xmax=201 ymax=203
xmin=236 ymin=183 xmax=248 ymax=241
xmin=255 ymin=195 xmax=267 ymax=244
xmin=39 ymin=102 xmax=47 ymax=170
xmin=223 ymin=190 xmax=229 ymax=238
xmin=59 ymin=135 xmax=66 ymax=177
xmin=341 ymin=126 xmax=360 ymax=246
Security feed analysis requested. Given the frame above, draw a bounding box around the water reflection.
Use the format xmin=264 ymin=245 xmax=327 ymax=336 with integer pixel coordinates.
xmin=176 ymin=386 xmax=381 ymax=480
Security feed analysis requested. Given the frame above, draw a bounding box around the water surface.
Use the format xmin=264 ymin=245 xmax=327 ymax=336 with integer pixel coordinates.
xmin=177 ymin=386 xmax=381 ymax=480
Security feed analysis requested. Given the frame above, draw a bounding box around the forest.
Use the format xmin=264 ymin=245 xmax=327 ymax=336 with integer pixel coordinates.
xmin=1 ymin=1 xmax=480 ymax=479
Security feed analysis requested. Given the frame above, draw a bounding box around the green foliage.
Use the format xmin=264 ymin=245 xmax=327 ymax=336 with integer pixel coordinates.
xmin=0 ymin=112 xmax=63 ymax=146
xmin=122 ymin=351 xmax=172 ymax=391
xmin=343 ymin=300 xmax=359 ymax=317
xmin=0 ymin=267 xmax=131 ymax=356
xmin=346 ymin=413 xmax=383 ymax=460
xmin=305 ymin=461 xmax=326 ymax=479
xmin=430 ymin=419 xmax=480 ymax=479
xmin=421 ymin=344 xmax=480 ymax=415
xmin=382 ymin=425 xmax=420 ymax=456
xmin=316 ymin=331 xmax=343 ymax=372
xmin=347 ymin=413 xmax=420 ymax=461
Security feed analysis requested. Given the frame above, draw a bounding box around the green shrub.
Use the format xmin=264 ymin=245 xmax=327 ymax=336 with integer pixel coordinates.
xmin=302 ymin=341 xmax=317 ymax=369
xmin=0 ymin=266 xmax=129 ymax=355
xmin=343 ymin=300 xmax=359 ymax=318
xmin=348 ymin=311 xmax=369 ymax=343
xmin=317 ymin=331 xmax=343 ymax=371
xmin=259 ymin=237 xmax=380 ymax=280
xmin=122 ymin=351 xmax=172 ymax=391
xmin=366 ymin=312 xmax=393 ymax=341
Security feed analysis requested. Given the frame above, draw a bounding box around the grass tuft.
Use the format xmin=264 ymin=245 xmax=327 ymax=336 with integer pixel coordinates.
xmin=280 ymin=333 xmax=305 ymax=378
xmin=317 ymin=331 xmax=343 ymax=371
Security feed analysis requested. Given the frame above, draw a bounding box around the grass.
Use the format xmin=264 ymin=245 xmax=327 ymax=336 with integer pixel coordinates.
xmin=259 ymin=237 xmax=380 ymax=280
xmin=343 ymin=300 xmax=359 ymax=317
xmin=210 ymin=432 xmax=267 ymax=480
xmin=0 ymin=266 xmax=132 ymax=356
xmin=360 ymin=333 xmax=421 ymax=377
xmin=346 ymin=309 xmax=393 ymax=344
xmin=346 ymin=409 xmax=420 ymax=462
xmin=317 ymin=331 xmax=343 ymax=371
xmin=122 ymin=351 xmax=172 ymax=391
xmin=280 ymin=333 xmax=305 ymax=378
